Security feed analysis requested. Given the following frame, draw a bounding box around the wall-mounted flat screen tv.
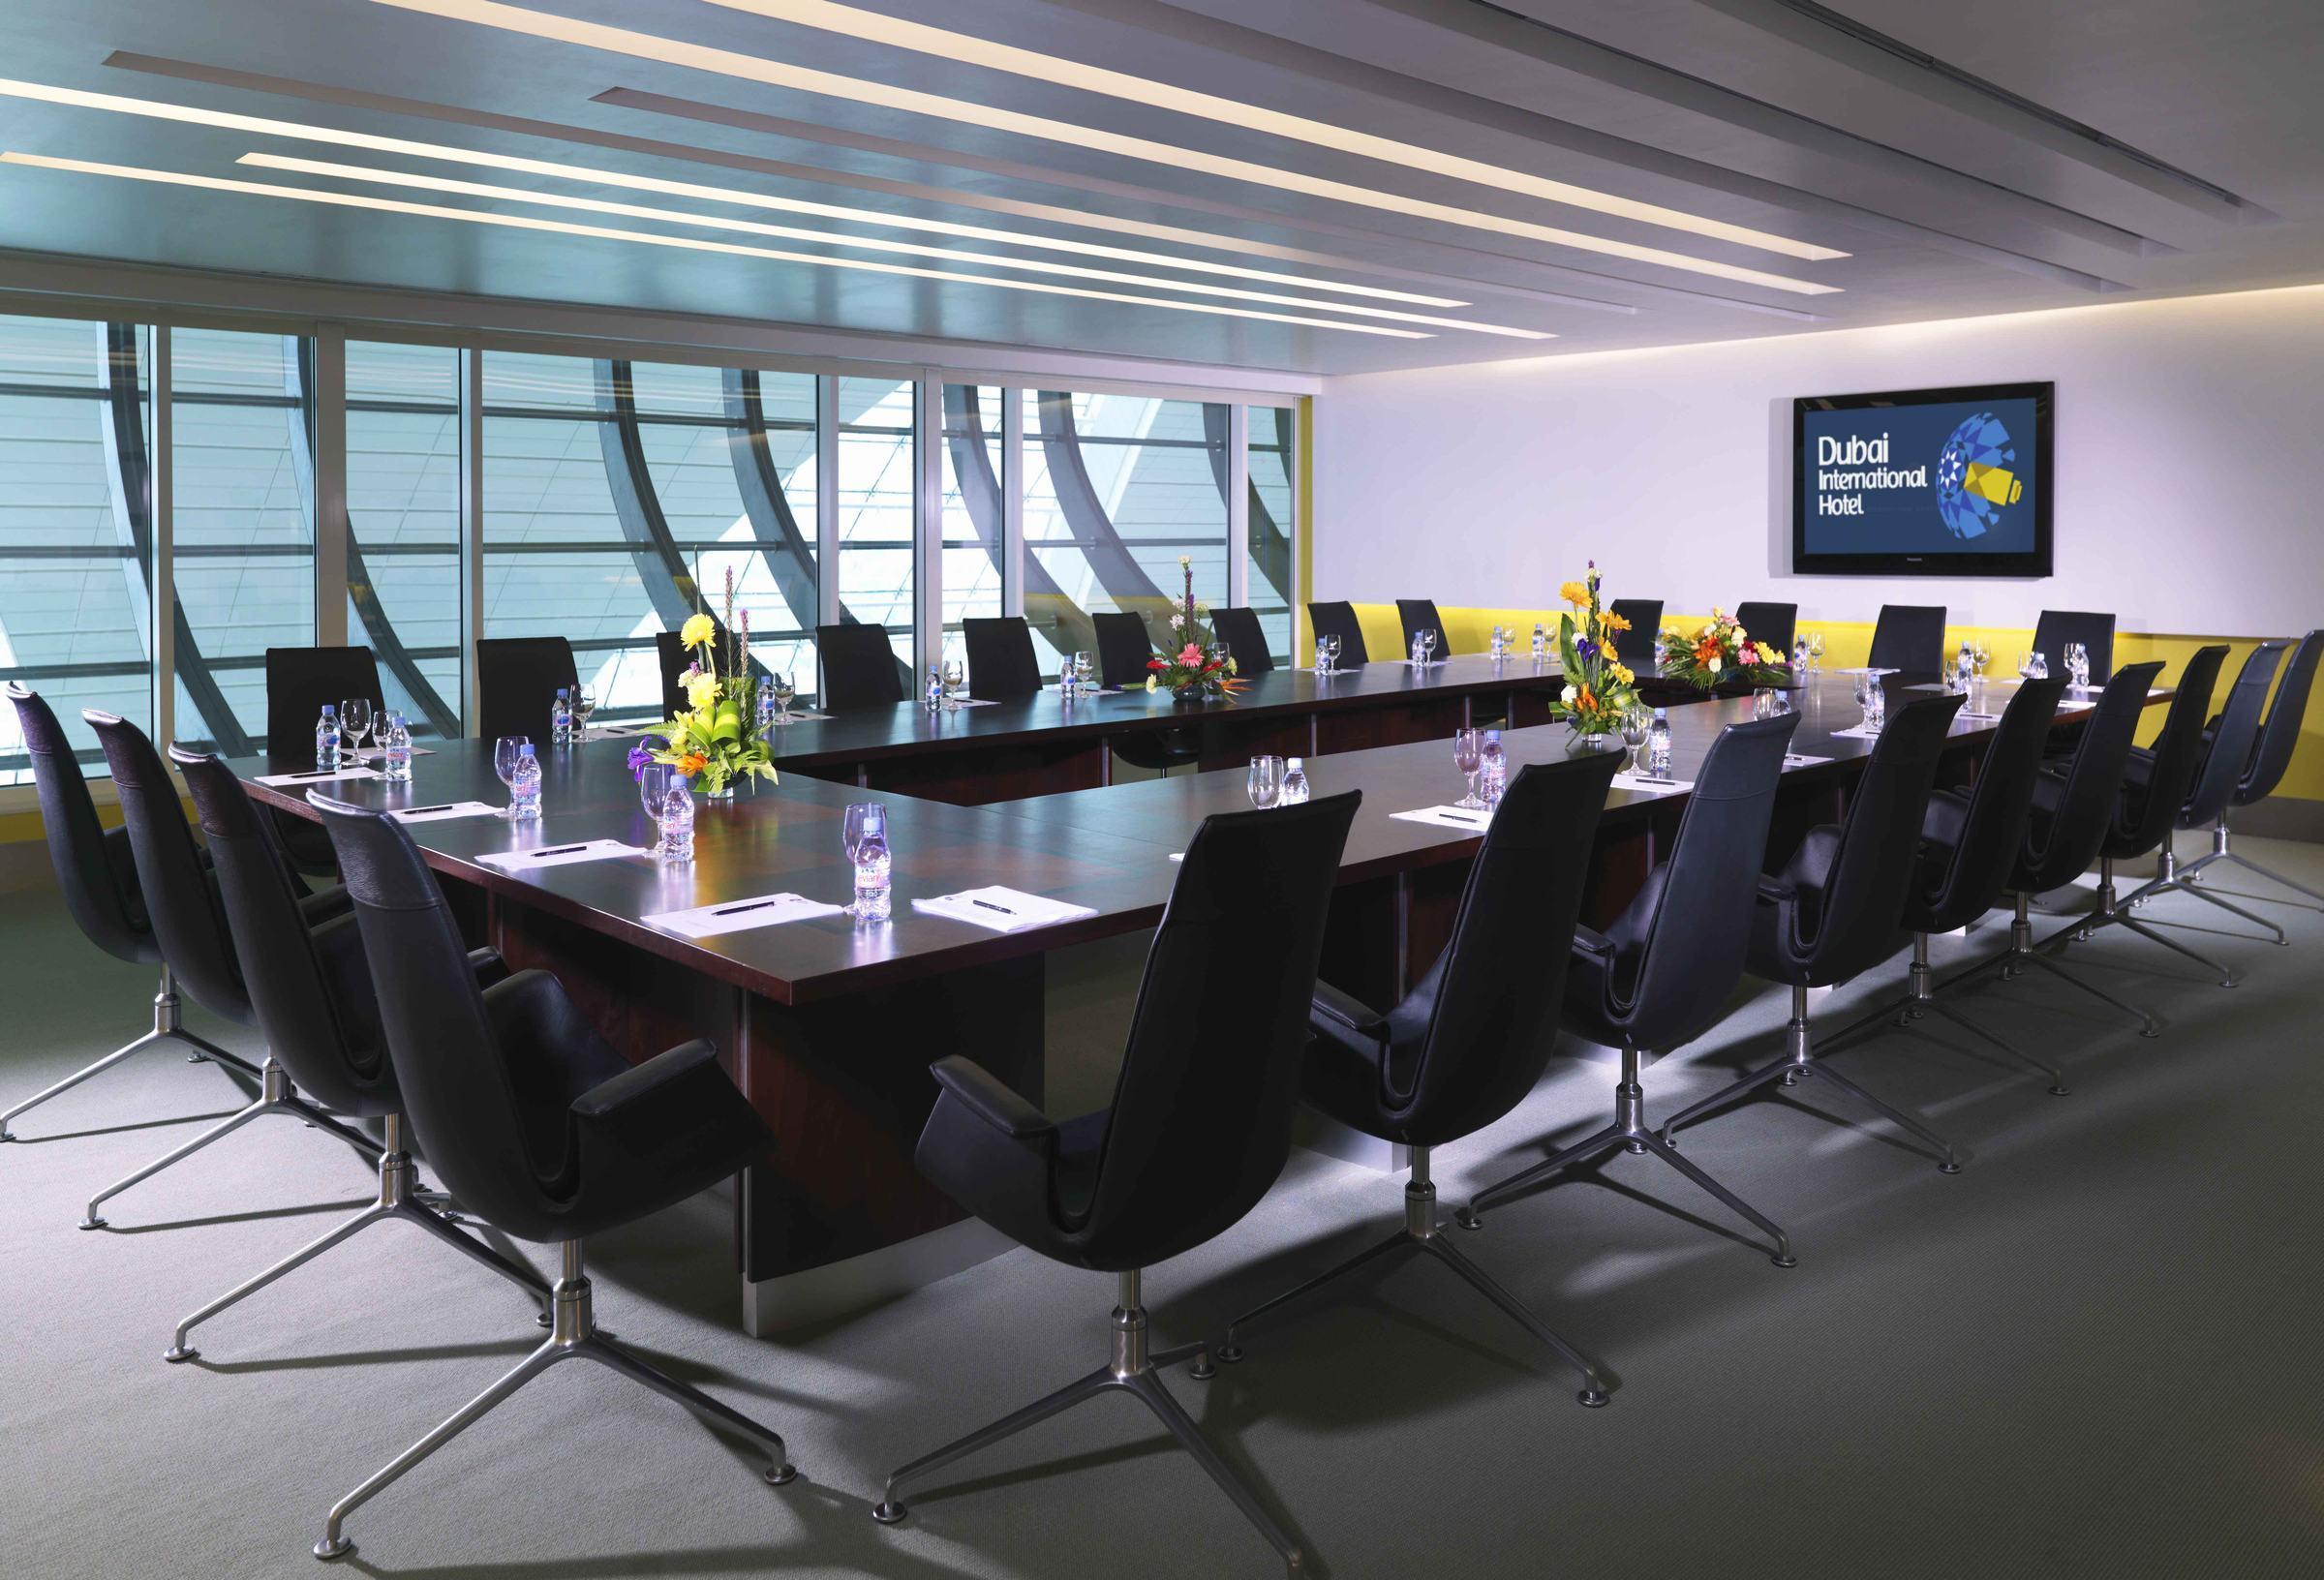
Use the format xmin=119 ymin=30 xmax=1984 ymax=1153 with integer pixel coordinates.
xmin=1792 ymin=382 xmax=2053 ymax=576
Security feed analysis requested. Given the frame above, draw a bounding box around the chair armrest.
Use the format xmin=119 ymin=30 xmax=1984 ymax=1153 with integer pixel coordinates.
xmin=572 ymin=1037 xmax=723 ymax=1125
xmin=928 ymin=1055 xmax=1054 ymax=1140
xmin=1571 ymin=926 xmax=1617 ymax=961
xmin=1757 ymin=874 xmax=1798 ymax=904
xmin=1310 ymin=981 xmax=1388 ymax=1039
xmin=466 ymin=947 xmax=510 ymax=990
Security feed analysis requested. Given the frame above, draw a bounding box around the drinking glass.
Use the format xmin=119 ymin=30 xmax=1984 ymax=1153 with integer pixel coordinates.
xmin=493 ymin=735 xmax=530 ymax=817
xmin=1619 ymin=706 xmax=1650 ymax=775
xmin=1320 ymin=634 xmax=1340 ymax=674
xmin=1074 ymin=651 xmax=1095 ymax=690
xmin=1246 ymin=755 xmax=1284 ymax=809
xmin=569 ymin=685 xmax=597 ymax=741
xmin=772 ymin=671 xmax=796 ymax=721
xmin=1451 ymin=727 xmax=1484 ymax=808
xmin=637 ymin=761 xmax=672 ymax=819
xmin=1807 ymin=630 xmax=1826 ymax=672
xmin=1216 ymin=640 xmax=1233 ymax=672
xmin=340 ymin=697 xmax=373 ymax=765
xmin=941 ymin=659 xmax=965 ymax=710
xmin=1421 ymin=629 xmax=1438 ymax=664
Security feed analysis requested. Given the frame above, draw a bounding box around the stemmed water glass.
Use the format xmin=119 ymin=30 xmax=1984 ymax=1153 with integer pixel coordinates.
xmin=1247 ymin=754 xmax=1284 ymax=809
xmin=1620 ymin=704 xmax=1651 ymax=774
xmin=1853 ymin=674 xmax=1884 ymax=734
xmin=1807 ymin=630 xmax=1826 ymax=673
xmin=493 ymin=735 xmax=529 ymax=817
xmin=1452 ymin=727 xmax=1484 ymax=808
xmin=637 ymin=762 xmax=673 ymax=848
xmin=770 ymin=672 xmax=796 ymax=722
xmin=1421 ymin=628 xmax=1438 ymax=665
xmin=1074 ymin=651 xmax=1095 ymax=691
xmin=941 ymin=659 xmax=965 ymax=711
xmin=569 ymin=685 xmax=596 ymax=743
xmin=340 ymin=697 xmax=373 ymax=766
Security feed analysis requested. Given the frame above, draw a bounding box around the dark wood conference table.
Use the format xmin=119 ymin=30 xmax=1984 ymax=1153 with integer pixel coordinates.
xmin=229 ymin=668 xmax=2150 ymax=1331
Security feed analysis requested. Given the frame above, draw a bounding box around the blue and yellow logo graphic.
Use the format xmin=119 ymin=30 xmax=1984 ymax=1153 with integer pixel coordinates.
xmin=1934 ymin=412 xmax=2023 ymax=540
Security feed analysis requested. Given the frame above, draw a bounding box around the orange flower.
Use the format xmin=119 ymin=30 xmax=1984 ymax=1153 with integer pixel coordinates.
xmin=1599 ymin=610 xmax=1632 ymax=634
xmin=678 ymin=752 xmax=709 ymax=776
xmin=1694 ymin=636 xmax=1724 ymax=665
xmin=1575 ymin=684 xmax=1598 ymax=714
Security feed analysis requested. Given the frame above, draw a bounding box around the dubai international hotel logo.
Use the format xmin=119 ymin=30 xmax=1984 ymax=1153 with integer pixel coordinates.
xmin=1934 ymin=411 xmax=2025 ymax=539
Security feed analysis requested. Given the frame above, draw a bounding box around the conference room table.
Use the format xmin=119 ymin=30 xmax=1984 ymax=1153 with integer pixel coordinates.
xmin=229 ymin=667 xmax=2151 ymax=1333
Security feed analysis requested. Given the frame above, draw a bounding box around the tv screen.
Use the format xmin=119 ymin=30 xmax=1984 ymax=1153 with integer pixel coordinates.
xmin=1792 ymin=382 xmax=2053 ymax=576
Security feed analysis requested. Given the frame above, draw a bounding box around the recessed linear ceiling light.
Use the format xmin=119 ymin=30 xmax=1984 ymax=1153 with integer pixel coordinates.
xmin=362 ymin=0 xmax=1844 ymax=297
xmin=0 ymin=152 xmax=1429 ymax=338
xmin=0 ymin=77 xmax=1466 ymax=309
xmin=239 ymin=152 xmax=1549 ymax=339
xmin=694 ymin=0 xmax=1848 ymax=264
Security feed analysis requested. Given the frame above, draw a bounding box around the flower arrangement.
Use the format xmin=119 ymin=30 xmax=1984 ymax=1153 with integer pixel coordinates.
xmin=1145 ymin=555 xmax=1244 ymax=704
xmin=1657 ymin=607 xmax=1789 ymax=692
xmin=1548 ymin=562 xmax=1639 ymax=739
xmin=648 ymin=568 xmax=778 ymax=797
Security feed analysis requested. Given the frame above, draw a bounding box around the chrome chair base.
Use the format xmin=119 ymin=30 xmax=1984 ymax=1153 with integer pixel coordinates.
xmin=1193 ymin=1148 xmax=1609 ymax=1407
xmin=314 ymin=1240 xmax=794 ymax=1563
xmin=80 ymin=1056 xmax=381 ymax=1230
xmin=2043 ymin=856 xmax=2239 ymax=988
xmin=1659 ymin=986 xmax=1962 ymax=1172
xmin=1816 ymin=934 xmax=2070 ymax=1096
xmin=2181 ymin=819 xmax=2324 ymax=912
xmin=165 ymin=1115 xmax=552 ymax=1363
xmin=872 ymin=1270 xmax=1303 ymax=1574
xmin=2 ymin=968 xmax=260 ymax=1142
xmin=1453 ymin=1044 xmax=1797 ymax=1268
xmin=2121 ymin=836 xmax=2291 ymax=948
xmin=1947 ymin=890 xmax=2162 ymax=1037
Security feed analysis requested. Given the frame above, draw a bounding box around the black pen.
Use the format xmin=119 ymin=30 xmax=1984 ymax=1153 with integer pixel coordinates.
xmin=399 ymin=804 xmax=456 ymax=815
xmin=1438 ymin=811 xmax=1480 ymax=824
xmin=525 ymin=843 xmax=588 ymax=859
xmin=715 ymin=898 xmax=779 ymax=917
xmin=284 ymin=768 xmax=349 ymax=778
xmin=1634 ymin=775 xmax=1679 ymax=786
xmin=971 ymin=897 xmax=1017 ymax=915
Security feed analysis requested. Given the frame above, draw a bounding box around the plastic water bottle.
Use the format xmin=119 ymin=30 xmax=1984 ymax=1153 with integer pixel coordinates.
xmin=1647 ymin=709 xmax=1672 ymax=775
xmin=1278 ymin=757 xmax=1310 ymax=805
xmin=924 ymin=664 xmax=943 ymax=712
xmin=1791 ymin=637 xmax=1809 ymax=675
xmin=658 ymin=776 xmax=694 ymax=861
xmin=1531 ymin=623 xmax=1548 ymax=661
xmin=550 ymin=687 xmax=572 ymax=746
xmin=1410 ymin=633 xmax=1426 ymax=666
xmin=1480 ymin=730 xmax=1506 ymax=806
xmin=381 ymin=713 xmax=413 ymax=782
xmin=852 ymin=818 xmax=891 ymax=921
xmin=508 ymin=744 xmax=542 ymax=821
xmin=315 ymin=704 xmax=341 ymax=769
xmin=1059 ymin=660 xmax=1077 ymax=700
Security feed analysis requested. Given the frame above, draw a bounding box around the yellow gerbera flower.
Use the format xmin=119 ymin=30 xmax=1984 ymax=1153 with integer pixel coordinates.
xmin=1559 ymin=580 xmax=1591 ymax=606
xmin=679 ymin=612 xmax=717 ymax=650
xmin=682 ymin=669 xmax=719 ymax=710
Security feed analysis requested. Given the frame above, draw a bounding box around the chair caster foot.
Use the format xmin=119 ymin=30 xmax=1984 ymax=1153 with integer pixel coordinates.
xmin=535 ymin=1311 xmax=552 ymax=1328
xmin=0 ymin=1130 xmax=15 ymax=1143
xmin=163 ymin=1345 xmax=197 ymax=1364
xmin=77 ymin=1216 xmax=106 ymax=1231
xmin=2048 ymin=1084 xmax=2070 ymax=1097
xmin=1939 ymin=1161 xmax=1962 ymax=1174
xmin=1215 ymin=1344 xmax=1246 ymax=1366
xmin=1770 ymin=1253 xmax=1797 ymax=1269
xmin=2139 ymin=1021 xmax=2162 ymax=1039
xmin=1188 ymin=1352 xmax=1217 ymax=1381
xmin=871 ymin=1502 xmax=908 ymax=1526
xmin=185 ymin=1050 xmax=207 ymax=1063
xmin=312 ymin=1537 xmax=352 ymax=1562
xmin=1622 ymin=1139 xmax=1645 ymax=1155
xmin=1577 ymin=1387 xmax=1609 ymax=1409
xmin=763 ymin=1462 xmax=797 ymax=1486
xmin=1452 ymin=1208 xmax=1482 ymax=1231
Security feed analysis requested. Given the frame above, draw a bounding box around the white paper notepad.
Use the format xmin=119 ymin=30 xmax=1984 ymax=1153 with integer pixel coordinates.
xmin=1611 ymin=772 xmax=1694 ymax=797
xmin=354 ymin=744 xmax=437 ymax=760
xmin=1390 ymin=805 xmax=1493 ymax=831
xmin=1781 ymin=753 xmax=1833 ymax=769
xmin=643 ymin=892 xmax=844 ymax=939
xmin=385 ymin=801 xmax=500 ymax=824
xmin=1829 ymin=724 xmax=1883 ymax=742
xmin=474 ymin=839 xmax=653 ymax=873
xmin=256 ymin=766 xmax=382 ymax=788
xmin=910 ymin=886 xmax=1098 ymax=932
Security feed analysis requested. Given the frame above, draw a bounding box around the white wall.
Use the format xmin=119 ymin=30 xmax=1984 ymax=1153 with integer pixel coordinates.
xmin=1315 ymin=286 xmax=2324 ymax=635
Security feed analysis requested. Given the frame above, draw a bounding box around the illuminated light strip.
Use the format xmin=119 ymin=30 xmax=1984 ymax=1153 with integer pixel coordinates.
xmin=697 ymin=0 xmax=1848 ymax=262
xmin=240 ymin=152 xmax=1550 ymax=339
xmin=0 ymin=77 xmax=1465 ymax=308
xmin=0 ymin=152 xmax=1429 ymax=338
xmin=360 ymin=0 xmax=1844 ymax=295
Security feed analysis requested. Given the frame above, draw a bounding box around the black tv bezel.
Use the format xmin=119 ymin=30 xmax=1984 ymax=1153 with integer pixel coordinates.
xmin=1791 ymin=381 xmax=2054 ymax=578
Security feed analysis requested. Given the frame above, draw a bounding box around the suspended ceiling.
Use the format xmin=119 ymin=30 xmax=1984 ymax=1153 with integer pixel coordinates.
xmin=0 ymin=0 xmax=2318 ymax=378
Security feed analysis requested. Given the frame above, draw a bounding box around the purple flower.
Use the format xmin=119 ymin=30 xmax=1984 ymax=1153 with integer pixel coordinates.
xmin=1575 ymin=635 xmax=1597 ymax=660
xmin=627 ymin=735 xmax=669 ymax=780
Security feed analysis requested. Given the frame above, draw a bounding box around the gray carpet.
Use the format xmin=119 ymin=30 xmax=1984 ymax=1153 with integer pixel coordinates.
xmin=4 ymin=841 xmax=2323 ymax=1579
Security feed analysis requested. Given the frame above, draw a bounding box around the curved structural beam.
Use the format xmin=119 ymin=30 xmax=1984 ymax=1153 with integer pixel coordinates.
xmin=1032 ymin=392 xmax=1169 ymax=608
xmin=1205 ymin=403 xmax=1292 ymax=605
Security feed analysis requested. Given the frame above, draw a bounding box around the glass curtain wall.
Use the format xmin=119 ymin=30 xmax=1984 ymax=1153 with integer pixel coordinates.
xmin=1024 ymin=390 xmax=1231 ymax=670
xmin=836 ymin=377 xmax=919 ymax=682
xmin=1245 ymin=404 xmax=1297 ymax=663
xmin=938 ymin=383 xmax=1007 ymax=673
xmin=0 ymin=316 xmax=156 ymax=784
xmin=345 ymin=340 xmax=463 ymax=738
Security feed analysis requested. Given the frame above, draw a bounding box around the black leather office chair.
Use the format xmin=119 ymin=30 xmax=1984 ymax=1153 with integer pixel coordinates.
xmin=1200 ymin=754 xmax=1623 ymax=1406
xmin=1210 ymin=605 xmax=1274 ymax=675
xmin=1934 ymin=662 xmax=2169 ymax=1037
xmin=1397 ymin=597 xmax=1448 ymax=659
xmin=871 ymin=793 xmax=1361 ymax=1572
xmin=1733 ymin=602 xmax=1797 ymax=660
xmin=1457 ymin=714 xmax=1802 ymax=1265
xmin=162 ymin=750 xmax=552 ymax=1363
xmin=476 ymin=636 xmax=578 ymax=746
xmin=654 ymin=629 xmax=692 ymax=720
xmin=1091 ymin=611 xmax=1200 ymax=775
xmin=2031 ymin=610 xmax=2116 ymax=684
xmin=307 ymin=793 xmax=797 ymax=1563
xmin=1662 ymin=693 xmax=1968 ymax=1170
xmin=1868 ymin=605 xmax=1947 ymax=681
xmin=77 ymin=713 xmax=377 ymax=1230
xmin=963 ymin=616 xmax=1044 ymax=700
xmin=1308 ymin=600 xmax=1370 ymax=665
xmin=1816 ymin=679 xmax=2070 ymax=1093
xmin=267 ymin=645 xmax=384 ymax=871
xmin=1607 ymin=599 xmax=1663 ymax=670
xmin=817 ymin=622 xmax=908 ymax=711
xmin=1 ymin=685 xmax=253 ymax=1142
xmin=2107 ymin=642 xmax=2288 ymax=958
xmin=2176 ymin=628 xmax=2323 ymax=911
